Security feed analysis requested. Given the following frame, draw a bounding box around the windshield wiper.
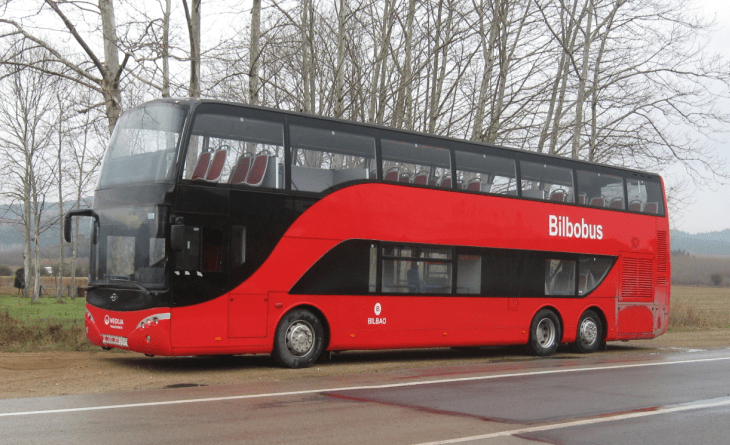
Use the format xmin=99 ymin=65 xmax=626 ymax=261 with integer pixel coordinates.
xmin=106 ymin=278 xmax=151 ymax=297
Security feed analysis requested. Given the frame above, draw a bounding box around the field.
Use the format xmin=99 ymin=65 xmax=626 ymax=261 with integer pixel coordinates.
xmin=0 ymin=276 xmax=89 ymax=351
xmin=669 ymin=285 xmax=730 ymax=329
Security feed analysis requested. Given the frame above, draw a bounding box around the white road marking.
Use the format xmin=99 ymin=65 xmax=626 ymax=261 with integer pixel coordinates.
xmin=1 ymin=354 xmax=730 ymax=418
xmin=411 ymin=397 xmax=730 ymax=444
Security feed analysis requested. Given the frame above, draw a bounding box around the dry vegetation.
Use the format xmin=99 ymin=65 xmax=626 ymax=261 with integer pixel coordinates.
xmin=669 ymin=286 xmax=730 ymax=330
xmin=671 ymin=254 xmax=730 ymax=287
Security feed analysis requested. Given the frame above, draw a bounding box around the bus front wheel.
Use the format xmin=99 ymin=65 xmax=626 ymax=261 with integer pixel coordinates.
xmin=573 ymin=310 xmax=603 ymax=353
xmin=272 ymin=308 xmax=325 ymax=369
xmin=527 ymin=309 xmax=561 ymax=356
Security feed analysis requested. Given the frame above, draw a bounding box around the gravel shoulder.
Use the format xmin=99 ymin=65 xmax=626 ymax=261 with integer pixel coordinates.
xmin=1 ymin=329 xmax=728 ymax=400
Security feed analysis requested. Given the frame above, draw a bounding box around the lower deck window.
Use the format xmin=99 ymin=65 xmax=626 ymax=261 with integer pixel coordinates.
xmin=381 ymin=246 xmax=452 ymax=294
xmin=290 ymin=240 xmax=615 ymax=297
xmin=545 ymin=259 xmax=576 ymax=296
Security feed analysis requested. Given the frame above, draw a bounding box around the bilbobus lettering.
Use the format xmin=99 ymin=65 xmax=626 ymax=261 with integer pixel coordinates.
xmin=548 ymin=215 xmax=603 ymax=240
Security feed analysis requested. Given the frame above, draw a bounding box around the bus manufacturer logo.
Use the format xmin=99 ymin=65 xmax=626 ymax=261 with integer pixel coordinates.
xmin=110 ymin=293 xmax=118 ymax=302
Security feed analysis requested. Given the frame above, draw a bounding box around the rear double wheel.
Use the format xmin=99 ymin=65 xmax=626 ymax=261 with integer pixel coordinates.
xmin=573 ymin=310 xmax=603 ymax=353
xmin=272 ymin=308 xmax=325 ymax=369
xmin=527 ymin=309 xmax=562 ymax=356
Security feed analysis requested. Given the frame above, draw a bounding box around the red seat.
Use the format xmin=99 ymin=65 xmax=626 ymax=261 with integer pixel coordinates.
xmin=413 ymin=172 xmax=429 ymax=185
xmin=609 ymin=198 xmax=624 ymax=209
xmin=466 ymin=178 xmax=481 ymax=191
xmin=229 ymin=154 xmax=253 ymax=185
xmin=589 ymin=197 xmax=605 ymax=207
xmin=628 ymin=201 xmax=642 ymax=212
xmin=191 ymin=152 xmax=212 ymax=180
xmin=440 ymin=176 xmax=452 ymax=188
xmin=643 ymin=202 xmax=658 ymax=214
xmin=205 ymin=150 xmax=227 ymax=182
xmin=384 ymin=168 xmax=399 ymax=181
xmin=245 ymin=154 xmax=269 ymax=187
xmin=550 ymin=191 xmax=565 ymax=202
xmin=577 ymin=193 xmax=586 ymax=205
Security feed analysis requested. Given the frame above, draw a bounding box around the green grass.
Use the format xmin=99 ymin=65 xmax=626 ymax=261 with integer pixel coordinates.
xmin=0 ymin=294 xmax=86 ymax=323
xmin=0 ymin=294 xmax=91 ymax=351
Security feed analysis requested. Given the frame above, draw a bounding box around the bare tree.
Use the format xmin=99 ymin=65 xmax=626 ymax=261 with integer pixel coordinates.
xmin=182 ymin=0 xmax=201 ymax=98
xmin=0 ymin=0 xmax=129 ymax=132
xmin=0 ymin=47 xmax=58 ymax=302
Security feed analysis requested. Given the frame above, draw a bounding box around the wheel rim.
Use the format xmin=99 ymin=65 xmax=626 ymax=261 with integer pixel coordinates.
xmin=285 ymin=320 xmax=315 ymax=356
xmin=579 ymin=318 xmax=598 ymax=346
xmin=536 ymin=318 xmax=556 ymax=348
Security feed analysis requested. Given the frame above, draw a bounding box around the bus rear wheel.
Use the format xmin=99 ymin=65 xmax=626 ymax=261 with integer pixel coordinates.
xmin=573 ymin=310 xmax=603 ymax=353
xmin=272 ymin=308 xmax=325 ymax=369
xmin=527 ymin=309 xmax=561 ymax=356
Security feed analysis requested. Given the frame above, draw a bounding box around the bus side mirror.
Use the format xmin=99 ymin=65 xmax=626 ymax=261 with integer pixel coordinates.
xmin=64 ymin=209 xmax=100 ymax=245
xmin=171 ymin=217 xmax=185 ymax=252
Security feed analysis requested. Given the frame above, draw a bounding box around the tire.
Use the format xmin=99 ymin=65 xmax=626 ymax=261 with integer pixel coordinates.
xmin=573 ymin=310 xmax=603 ymax=353
xmin=527 ymin=309 xmax=561 ymax=356
xmin=272 ymin=308 xmax=325 ymax=369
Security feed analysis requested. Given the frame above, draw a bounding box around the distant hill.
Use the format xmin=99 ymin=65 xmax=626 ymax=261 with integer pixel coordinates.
xmin=671 ymin=229 xmax=730 ymax=256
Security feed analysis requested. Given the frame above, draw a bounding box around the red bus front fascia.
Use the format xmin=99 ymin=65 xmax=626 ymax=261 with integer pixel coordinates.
xmin=85 ymin=304 xmax=173 ymax=355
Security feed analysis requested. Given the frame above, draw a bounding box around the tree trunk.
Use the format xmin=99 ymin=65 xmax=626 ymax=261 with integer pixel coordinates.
xmin=572 ymin=0 xmax=593 ymax=159
xmin=56 ymin=96 xmax=64 ymax=301
xmin=393 ymin=0 xmax=416 ymax=129
xmin=249 ymin=0 xmax=261 ymax=106
xmin=161 ymin=0 xmax=171 ymax=97
xmin=334 ymin=0 xmax=347 ymax=118
xmin=301 ymin=0 xmax=315 ymax=113
xmin=472 ymin=0 xmax=500 ymax=141
xmin=99 ymin=0 xmax=122 ymax=132
xmin=183 ymin=0 xmax=201 ymax=97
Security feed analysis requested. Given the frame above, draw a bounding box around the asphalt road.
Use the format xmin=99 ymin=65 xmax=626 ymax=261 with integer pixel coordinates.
xmin=2 ymin=348 xmax=730 ymax=444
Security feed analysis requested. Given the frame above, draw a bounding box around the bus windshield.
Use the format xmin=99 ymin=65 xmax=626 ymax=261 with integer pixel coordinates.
xmin=89 ymin=205 xmax=168 ymax=289
xmin=97 ymin=102 xmax=187 ymax=189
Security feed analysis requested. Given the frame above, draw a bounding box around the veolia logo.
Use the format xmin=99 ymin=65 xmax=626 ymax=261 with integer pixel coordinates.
xmin=104 ymin=314 xmax=124 ymax=326
xmin=374 ymin=303 xmax=382 ymax=316
xmin=549 ymin=215 xmax=603 ymax=240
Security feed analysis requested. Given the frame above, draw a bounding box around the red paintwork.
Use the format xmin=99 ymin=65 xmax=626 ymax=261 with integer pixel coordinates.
xmin=89 ymin=181 xmax=670 ymax=356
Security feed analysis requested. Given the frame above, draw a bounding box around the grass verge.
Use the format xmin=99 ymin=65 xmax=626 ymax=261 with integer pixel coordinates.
xmin=0 ymin=294 xmax=92 ymax=351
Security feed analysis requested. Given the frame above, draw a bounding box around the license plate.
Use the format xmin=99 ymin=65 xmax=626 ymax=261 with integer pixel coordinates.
xmin=102 ymin=334 xmax=128 ymax=347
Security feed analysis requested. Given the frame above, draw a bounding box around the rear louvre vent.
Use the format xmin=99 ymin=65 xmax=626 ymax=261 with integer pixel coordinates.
xmin=656 ymin=230 xmax=668 ymax=274
xmin=622 ymin=257 xmax=653 ymax=300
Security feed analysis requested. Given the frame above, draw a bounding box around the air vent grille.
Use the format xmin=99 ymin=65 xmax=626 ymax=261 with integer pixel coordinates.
xmin=622 ymin=257 xmax=653 ymax=299
xmin=657 ymin=230 xmax=668 ymax=274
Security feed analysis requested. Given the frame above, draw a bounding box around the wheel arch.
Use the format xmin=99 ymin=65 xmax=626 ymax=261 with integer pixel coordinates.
xmin=532 ymin=305 xmax=565 ymax=343
xmin=582 ymin=306 xmax=608 ymax=342
xmin=278 ymin=303 xmax=331 ymax=351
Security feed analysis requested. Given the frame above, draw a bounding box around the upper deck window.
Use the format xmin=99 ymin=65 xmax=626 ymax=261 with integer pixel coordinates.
xmin=184 ymin=111 xmax=284 ymax=188
xmin=382 ymin=140 xmax=451 ymax=187
xmin=577 ymin=170 xmax=625 ymax=210
xmin=290 ymin=125 xmax=375 ymax=192
xmin=627 ymin=177 xmax=665 ymax=215
xmin=97 ymin=102 xmax=186 ymax=189
xmin=455 ymin=150 xmax=517 ymax=194
xmin=520 ymin=161 xmax=574 ymax=202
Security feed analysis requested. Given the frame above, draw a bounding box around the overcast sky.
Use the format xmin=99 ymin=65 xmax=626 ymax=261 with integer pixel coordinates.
xmin=675 ymin=0 xmax=730 ymax=234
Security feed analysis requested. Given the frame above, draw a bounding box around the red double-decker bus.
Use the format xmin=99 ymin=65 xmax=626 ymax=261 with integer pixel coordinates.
xmin=66 ymin=99 xmax=670 ymax=368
